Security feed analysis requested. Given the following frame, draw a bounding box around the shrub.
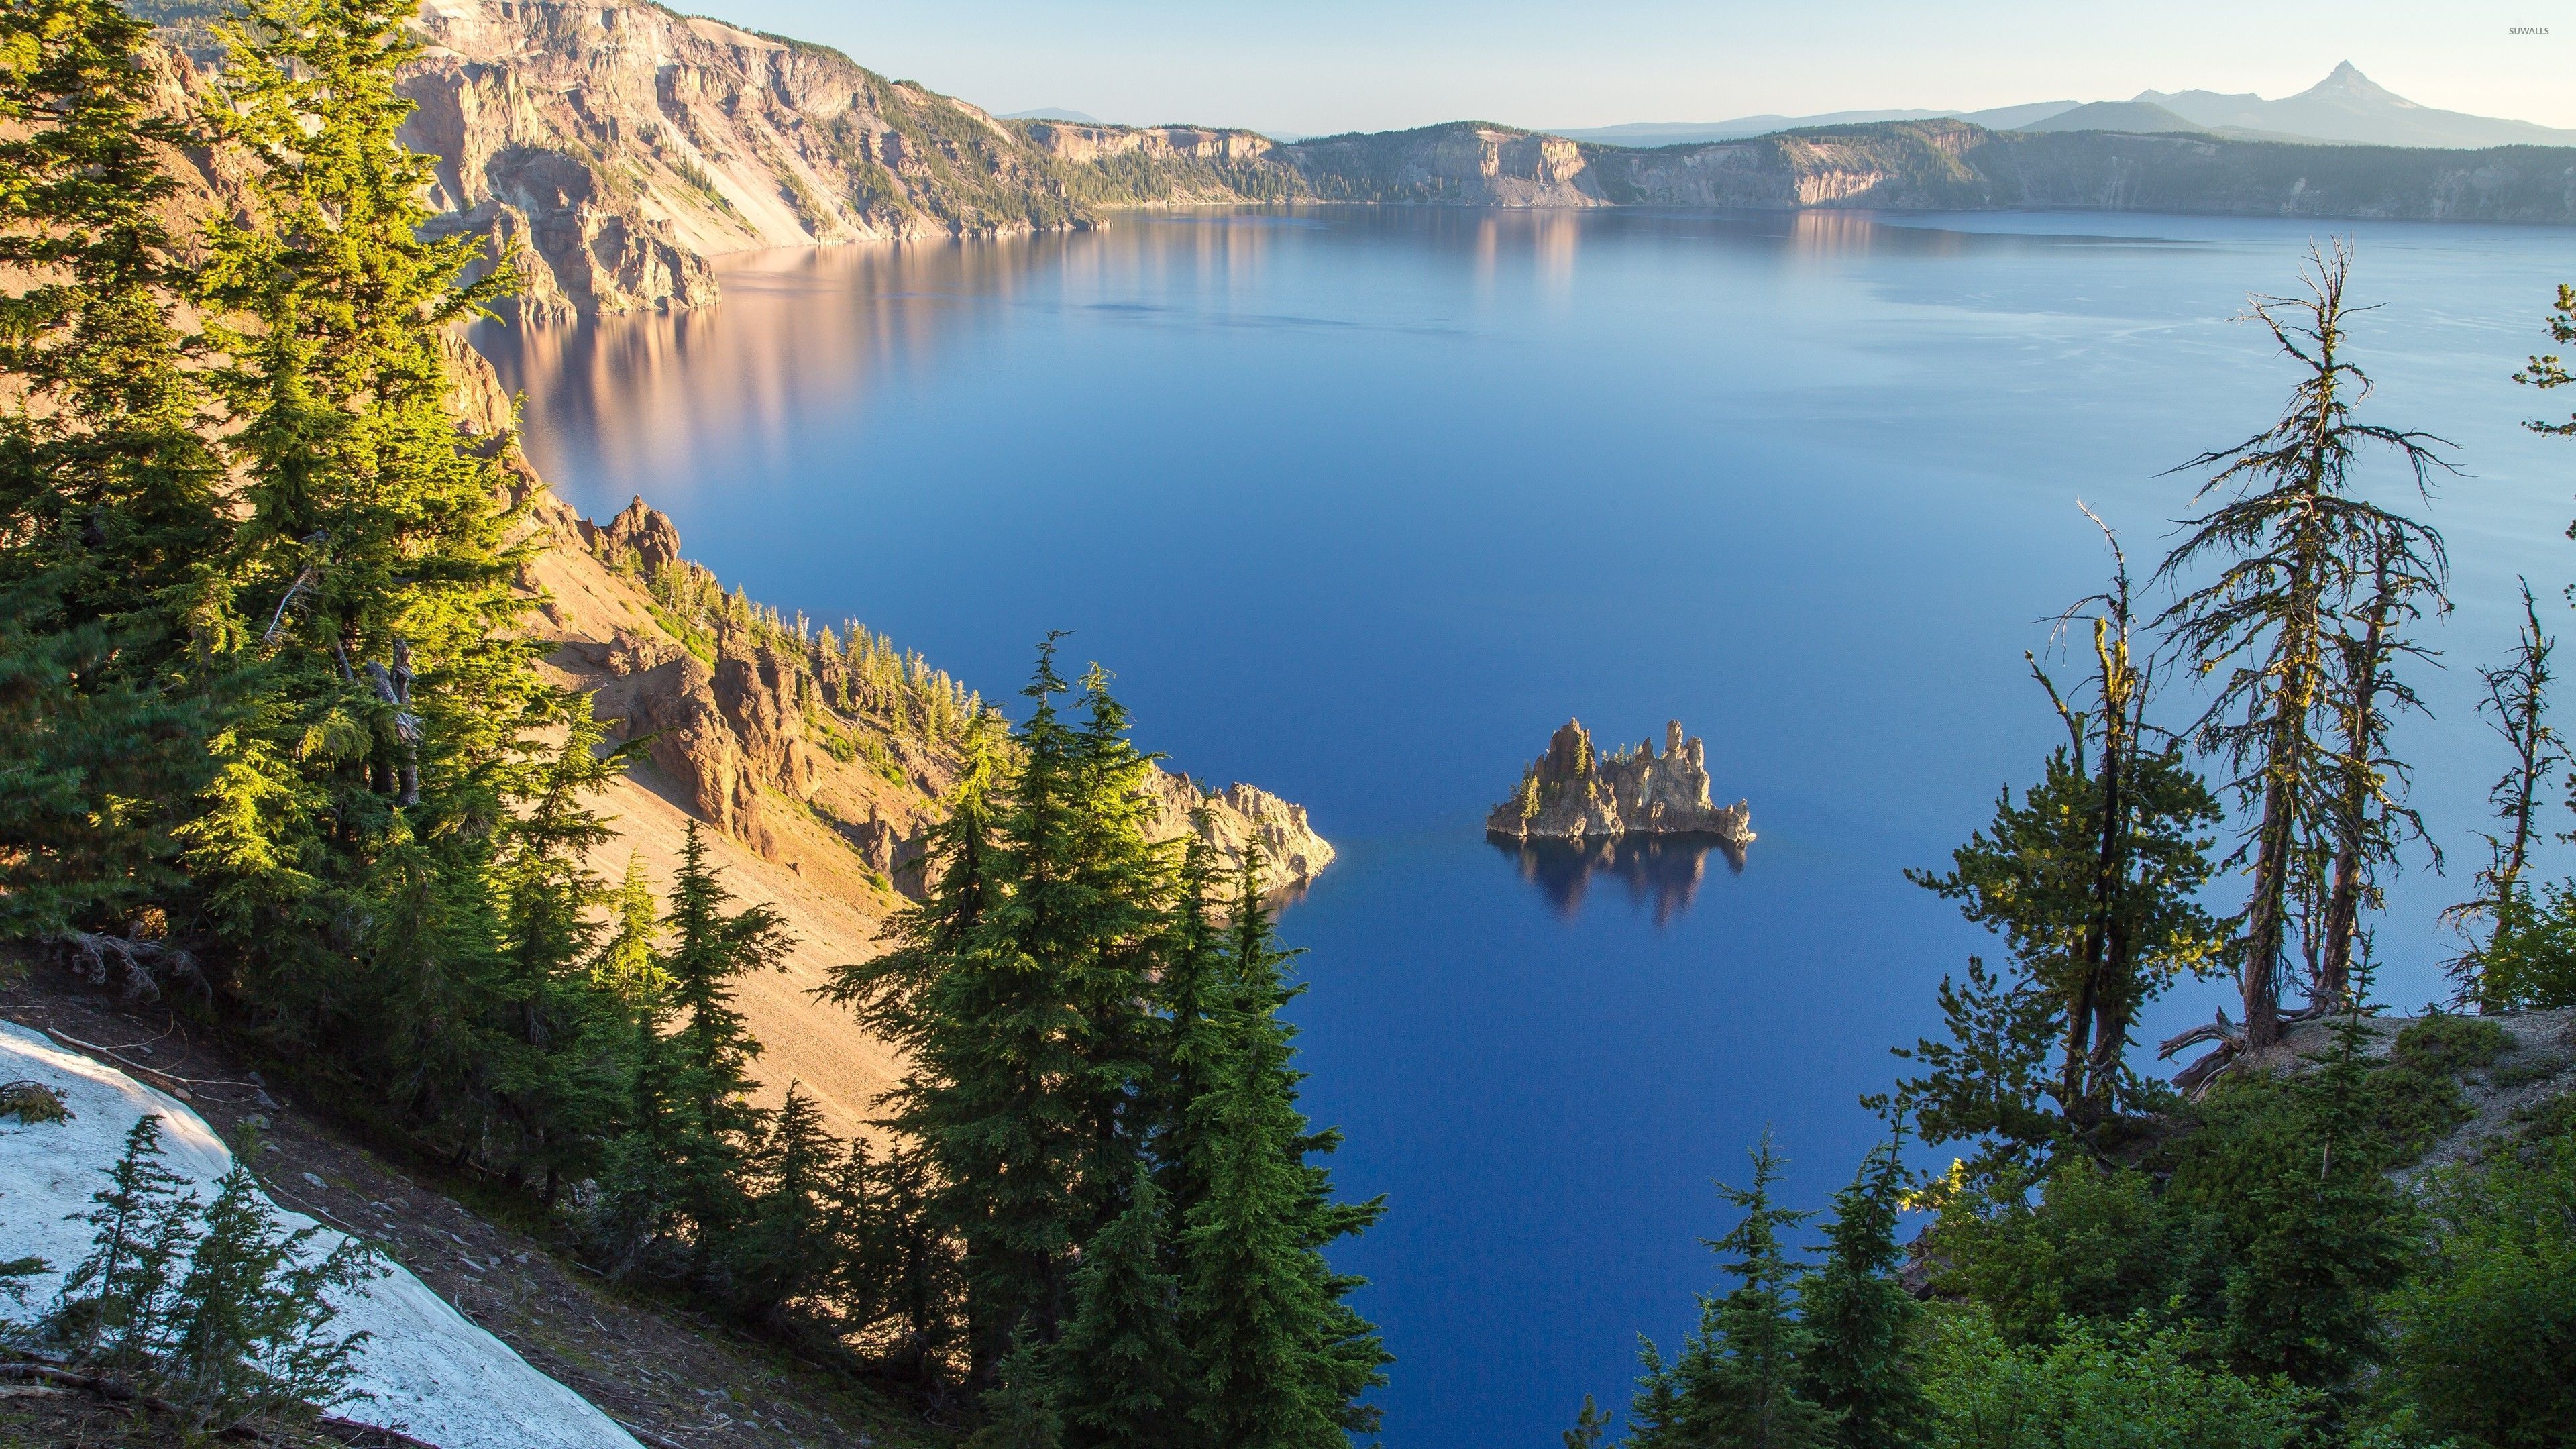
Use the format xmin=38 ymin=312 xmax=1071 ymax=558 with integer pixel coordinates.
xmin=2383 ymin=1138 xmax=2576 ymax=1449
xmin=1919 ymin=1308 xmax=2316 ymax=1449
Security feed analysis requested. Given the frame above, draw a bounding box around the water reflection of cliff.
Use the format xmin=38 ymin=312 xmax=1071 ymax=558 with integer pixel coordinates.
xmin=1493 ymin=833 xmax=1746 ymax=926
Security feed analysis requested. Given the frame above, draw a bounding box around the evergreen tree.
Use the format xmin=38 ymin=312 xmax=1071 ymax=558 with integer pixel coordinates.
xmin=2515 ymin=282 xmax=2574 ymax=439
xmin=1886 ymin=956 xmax=2057 ymax=1183
xmin=1152 ymin=822 xmax=1228 ymax=1229
xmin=46 ymin=1114 xmax=198 ymax=1373
xmin=597 ymin=851 xmax=665 ymax=998
xmin=1797 ymin=1137 xmax=1927 ymax=1449
xmin=176 ymin=0 xmax=568 ymax=1150
xmin=2444 ymin=582 xmax=2565 ymax=1008
xmin=1631 ymin=1132 xmax=1829 ymax=1449
xmin=1060 ymin=663 xmax=1179 ymax=1235
xmin=2207 ymin=1005 xmax=2411 ymax=1393
xmin=161 ymin=1162 xmax=378 ymax=1432
xmin=0 ymin=0 xmax=231 ymax=940
xmin=482 ymin=708 xmax=631 ymax=1198
xmin=1563 ymin=1393 xmax=1613 ymax=1449
xmin=729 ymin=1081 xmax=840 ymax=1323
xmin=1053 ymin=1169 xmax=1195 ymax=1449
xmin=2155 ymin=244 xmax=2449 ymax=1049
xmin=824 ymin=645 xmax=1093 ymax=1378
xmin=1180 ymin=857 xmax=1388 ymax=1448
xmin=1907 ymin=529 xmax=2224 ymax=1159
xmin=660 ymin=820 xmax=789 ymax=1250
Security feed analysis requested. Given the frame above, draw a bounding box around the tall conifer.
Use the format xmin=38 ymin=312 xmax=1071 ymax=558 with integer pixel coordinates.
xmin=1180 ymin=857 xmax=1387 ymax=1448
xmin=1631 ymin=1132 xmax=1828 ymax=1449
xmin=0 ymin=0 xmax=230 ymax=938
xmin=1053 ymin=1169 xmax=1195 ymax=1448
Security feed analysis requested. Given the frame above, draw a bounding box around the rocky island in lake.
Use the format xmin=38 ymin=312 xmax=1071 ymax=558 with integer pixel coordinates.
xmin=1487 ymin=718 xmax=1754 ymax=845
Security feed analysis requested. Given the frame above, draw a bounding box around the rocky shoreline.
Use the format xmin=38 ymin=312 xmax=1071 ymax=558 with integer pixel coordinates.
xmin=1487 ymin=718 xmax=1754 ymax=846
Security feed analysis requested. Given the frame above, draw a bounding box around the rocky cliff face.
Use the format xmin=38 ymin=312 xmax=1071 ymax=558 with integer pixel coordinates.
xmin=1150 ymin=772 xmax=1336 ymax=895
xmin=1281 ymin=123 xmax=1610 ymax=206
xmin=1488 ymin=718 xmax=1754 ymax=845
xmin=389 ymin=0 xmax=1324 ymax=320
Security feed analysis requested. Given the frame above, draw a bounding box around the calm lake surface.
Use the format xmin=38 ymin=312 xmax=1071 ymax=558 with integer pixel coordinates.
xmin=473 ymin=207 xmax=2576 ymax=1448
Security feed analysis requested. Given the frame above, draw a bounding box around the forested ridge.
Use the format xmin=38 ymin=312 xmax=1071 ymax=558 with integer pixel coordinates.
xmin=1 ymin=0 xmax=2573 ymax=1446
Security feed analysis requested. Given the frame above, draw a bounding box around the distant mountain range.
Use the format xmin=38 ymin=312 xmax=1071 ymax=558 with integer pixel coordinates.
xmin=1000 ymin=107 xmax=1104 ymax=124
xmin=1560 ymin=63 xmax=2576 ymax=150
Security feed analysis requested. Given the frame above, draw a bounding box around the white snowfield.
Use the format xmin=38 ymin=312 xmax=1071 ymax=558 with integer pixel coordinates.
xmin=0 ymin=1019 xmax=641 ymax=1449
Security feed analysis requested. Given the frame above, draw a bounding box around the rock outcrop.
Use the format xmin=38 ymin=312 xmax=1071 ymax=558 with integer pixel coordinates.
xmin=1150 ymin=773 xmax=1336 ymax=896
xmin=506 ymin=476 xmax=1334 ymax=899
xmin=1487 ymin=718 xmax=1753 ymax=845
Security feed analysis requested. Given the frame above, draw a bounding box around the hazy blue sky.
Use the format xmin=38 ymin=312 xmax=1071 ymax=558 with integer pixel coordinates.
xmin=684 ymin=0 xmax=2574 ymax=135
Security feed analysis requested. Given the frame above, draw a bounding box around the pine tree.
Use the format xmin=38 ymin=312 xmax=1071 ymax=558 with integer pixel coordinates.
xmin=177 ymin=0 xmax=564 ymax=1135
xmin=1634 ymin=1132 xmax=1829 ymax=1449
xmin=1060 ymin=663 xmax=1179 ymax=1236
xmin=1053 ymin=1169 xmax=1195 ymax=1449
xmin=2210 ymin=1004 xmax=2411 ymax=1391
xmin=1907 ymin=530 xmax=2224 ymax=1157
xmin=1180 ymin=857 xmax=1388 ymax=1449
xmin=2444 ymin=582 xmax=2563 ymax=1008
xmin=2515 ymin=282 xmax=2574 ymax=439
xmin=2155 ymin=244 xmax=2449 ymax=1049
xmin=1797 ymin=1138 xmax=1927 ymax=1449
xmin=824 ymin=645 xmax=1091 ymax=1379
xmin=482 ymin=708 xmax=632 ymax=1197
xmin=1153 ymin=824 xmax=1228 ymax=1231
xmin=1886 ymin=956 xmax=2057 ymax=1183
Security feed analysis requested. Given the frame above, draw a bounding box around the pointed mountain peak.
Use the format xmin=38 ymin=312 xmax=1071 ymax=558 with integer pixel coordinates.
xmin=2299 ymin=60 xmax=2408 ymax=105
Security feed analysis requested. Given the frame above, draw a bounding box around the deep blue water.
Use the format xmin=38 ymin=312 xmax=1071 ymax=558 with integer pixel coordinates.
xmin=473 ymin=207 xmax=2576 ymax=1448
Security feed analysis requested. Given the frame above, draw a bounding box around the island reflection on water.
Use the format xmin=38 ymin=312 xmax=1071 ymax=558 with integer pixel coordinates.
xmin=1489 ymin=832 xmax=1748 ymax=926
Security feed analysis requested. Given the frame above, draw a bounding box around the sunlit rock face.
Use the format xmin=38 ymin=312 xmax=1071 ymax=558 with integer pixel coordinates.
xmin=1487 ymin=718 xmax=1753 ymax=846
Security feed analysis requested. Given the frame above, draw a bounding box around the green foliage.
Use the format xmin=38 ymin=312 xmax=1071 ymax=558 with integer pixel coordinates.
xmin=42 ymin=1114 xmax=380 ymax=1434
xmin=1918 ymin=1309 xmax=2317 ymax=1449
xmin=0 ymin=1078 xmax=70 ymax=1124
xmin=160 ymin=1163 xmax=379 ymax=1432
xmin=2382 ymin=1138 xmax=2576 ymax=1449
xmin=826 ymin=646 xmax=1384 ymax=1421
xmin=1563 ymin=1393 xmax=1611 ymax=1449
xmin=2167 ymin=1013 xmax=2414 ymax=1391
xmin=2469 ymin=879 xmax=2576 ymax=1009
xmin=1925 ymin=1161 xmax=2217 ymax=1349
xmin=1799 ymin=1138 xmax=1929 ymax=1449
xmin=1901 ymin=538 xmax=2223 ymax=1168
xmin=0 ymin=0 xmax=232 ymax=941
xmin=1631 ymin=1132 xmax=1829 ymax=1449
xmin=1891 ymin=955 xmax=2059 ymax=1183
xmin=1052 ymin=1170 xmax=1193 ymax=1448
xmin=1179 ymin=858 xmax=1389 ymax=1448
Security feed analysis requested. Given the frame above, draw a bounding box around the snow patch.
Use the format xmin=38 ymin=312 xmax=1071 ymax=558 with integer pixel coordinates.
xmin=0 ymin=1020 xmax=640 ymax=1449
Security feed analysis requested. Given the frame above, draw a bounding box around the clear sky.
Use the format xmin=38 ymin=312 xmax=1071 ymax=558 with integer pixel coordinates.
xmin=680 ymin=0 xmax=2575 ymax=136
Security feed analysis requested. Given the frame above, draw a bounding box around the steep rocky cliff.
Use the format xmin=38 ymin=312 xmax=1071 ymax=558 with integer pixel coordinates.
xmin=1489 ymin=718 xmax=1754 ymax=845
xmin=385 ymin=0 xmax=1318 ymax=320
